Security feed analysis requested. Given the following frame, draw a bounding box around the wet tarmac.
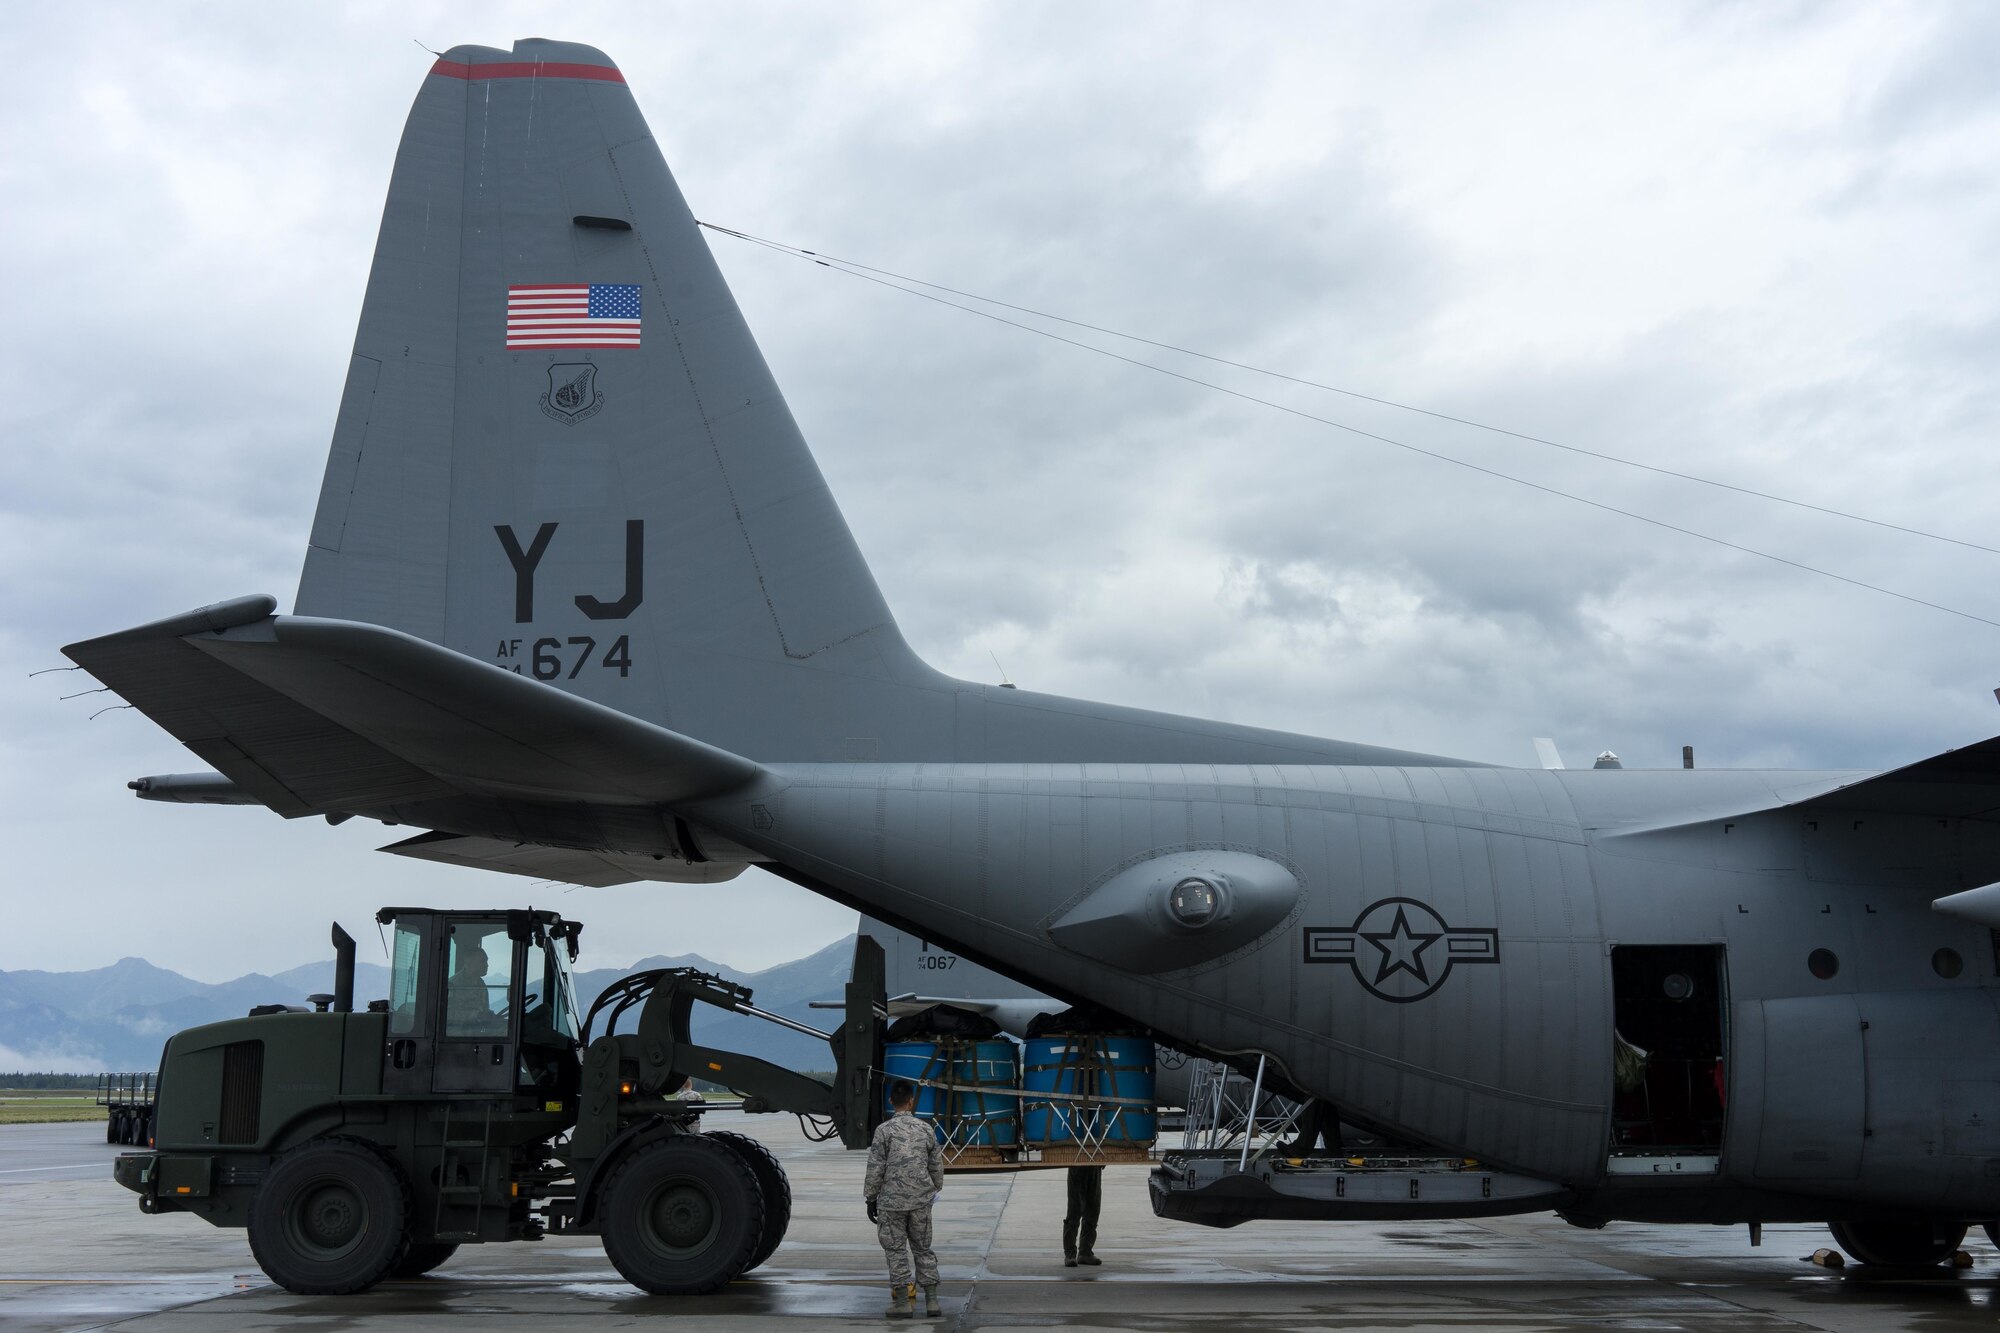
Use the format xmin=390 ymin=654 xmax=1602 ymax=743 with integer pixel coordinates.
xmin=4 ymin=1117 xmax=1999 ymax=1330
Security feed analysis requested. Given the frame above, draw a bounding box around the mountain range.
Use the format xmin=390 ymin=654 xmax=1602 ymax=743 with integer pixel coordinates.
xmin=0 ymin=936 xmax=857 ymax=1074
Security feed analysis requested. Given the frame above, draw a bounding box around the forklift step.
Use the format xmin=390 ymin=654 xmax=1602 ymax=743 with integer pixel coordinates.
xmin=442 ymin=1139 xmax=487 ymax=1148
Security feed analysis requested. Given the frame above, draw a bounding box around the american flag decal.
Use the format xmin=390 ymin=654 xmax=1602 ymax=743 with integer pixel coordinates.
xmin=506 ymin=284 xmax=642 ymax=349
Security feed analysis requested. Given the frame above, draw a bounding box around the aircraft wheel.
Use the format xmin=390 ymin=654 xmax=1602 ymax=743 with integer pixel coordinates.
xmin=599 ymin=1134 xmax=764 ymax=1294
xmin=707 ymin=1130 xmax=792 ymax=1272
xmin=248 ymin=1137 xmax=410 ymax=1294
xmin=1827 ymin=1220 xmax=1968 ymax=1267
xmin=390 ymin=1241 xmax=459 ymax=1278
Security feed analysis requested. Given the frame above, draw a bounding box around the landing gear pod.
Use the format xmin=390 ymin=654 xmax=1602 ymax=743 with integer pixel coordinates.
xmin=1827 ymin=1220 xmax=1968 ymax=1268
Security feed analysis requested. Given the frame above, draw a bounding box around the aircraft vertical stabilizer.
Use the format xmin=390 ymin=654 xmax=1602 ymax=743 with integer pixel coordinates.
xmin=296 ymin=39 xmax=919 ymax=746
xmin=273 ymin=37 xmax=1480 ymax=769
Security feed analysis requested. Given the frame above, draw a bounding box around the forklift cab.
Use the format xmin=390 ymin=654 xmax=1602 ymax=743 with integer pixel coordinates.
xmin=377 ymin=907 xmax=584 ymax=1098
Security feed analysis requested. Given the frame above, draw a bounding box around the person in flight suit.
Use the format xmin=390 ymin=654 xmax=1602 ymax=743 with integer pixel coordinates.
xmin=866 ymin=1080 xmax=945 ymax=1318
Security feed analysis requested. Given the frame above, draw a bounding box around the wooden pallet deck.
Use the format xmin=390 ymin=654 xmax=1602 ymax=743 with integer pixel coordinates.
xmin=941 ymin=1142 xmax=1158 ymax=1173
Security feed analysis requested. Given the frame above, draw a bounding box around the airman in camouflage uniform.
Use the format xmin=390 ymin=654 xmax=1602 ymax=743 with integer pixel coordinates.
xmin=866 ymin=1080 xmax=945 ymax=1318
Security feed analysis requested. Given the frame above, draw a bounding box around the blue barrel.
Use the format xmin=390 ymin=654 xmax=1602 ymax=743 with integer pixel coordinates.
xmin=1094 ymin=1036 xmax=1157 ymax=1143
xmin=1023 ymin=1037 xmax=1085 ymax=1144
xmin=1023 ymin=1035 xmax=1156 ymax=1146
xmin=951 ymin=1039 xmax=1019 ymax=1146
xmin=883 ymin=1042 xmax=949 ymax=1140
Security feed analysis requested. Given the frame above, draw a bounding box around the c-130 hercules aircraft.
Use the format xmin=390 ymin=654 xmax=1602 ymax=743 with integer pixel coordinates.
xmin=64 ymin=38 xmax=2000 ymax=1265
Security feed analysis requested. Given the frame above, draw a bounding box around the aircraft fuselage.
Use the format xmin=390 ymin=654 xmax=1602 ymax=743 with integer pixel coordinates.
xmin=681 ymin=761 xmax=2000 ymax=1223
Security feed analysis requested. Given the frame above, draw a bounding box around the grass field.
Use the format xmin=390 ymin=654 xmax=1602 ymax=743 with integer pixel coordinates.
xmin=0 ymin=1092 xmax=107 ymax=1125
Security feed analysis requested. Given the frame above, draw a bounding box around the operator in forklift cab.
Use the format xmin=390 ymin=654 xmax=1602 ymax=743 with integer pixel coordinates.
xmin=447 ymin=940 xmax=505 ymax=1034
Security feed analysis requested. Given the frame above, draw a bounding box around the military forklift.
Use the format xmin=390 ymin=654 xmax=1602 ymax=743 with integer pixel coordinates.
xmin=111 ymin=907 xmax=885 ymax=1295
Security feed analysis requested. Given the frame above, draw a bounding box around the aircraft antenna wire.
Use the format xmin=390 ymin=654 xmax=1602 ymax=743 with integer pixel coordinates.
xmin=699 ymin=223 xmax=2000 ymax=632
xmin=698 ymin=223 xmax=2000 ymax=560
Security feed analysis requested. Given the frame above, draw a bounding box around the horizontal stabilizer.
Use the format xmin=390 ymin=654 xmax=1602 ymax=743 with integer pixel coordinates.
xmin=380 ymin=831 xmax=745 ymax=887
xmin=64 ymin=606 xmax=764 ymax=816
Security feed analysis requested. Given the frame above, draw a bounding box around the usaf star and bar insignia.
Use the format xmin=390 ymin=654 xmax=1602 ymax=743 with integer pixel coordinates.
xmin=1303 ymin=897 xmax=1499 ymax=1003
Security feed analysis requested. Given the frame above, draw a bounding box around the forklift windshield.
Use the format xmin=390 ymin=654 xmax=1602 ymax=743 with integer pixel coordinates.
xmin=522 ymin=934 xmax=580 ymax=1049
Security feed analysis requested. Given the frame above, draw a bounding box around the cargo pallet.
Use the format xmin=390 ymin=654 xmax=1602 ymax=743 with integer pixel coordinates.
xmin=895 ymin=1068 xmax=1162 ymax=1173
xmin=942 ymin=1142 xmax=1156 ymax=1172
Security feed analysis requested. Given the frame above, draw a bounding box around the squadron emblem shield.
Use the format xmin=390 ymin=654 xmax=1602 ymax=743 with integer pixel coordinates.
xmin=539 ymin=363 xmax=604 ymax=425
xmin=1303 ymin=898 xmax=1498 ymax=1003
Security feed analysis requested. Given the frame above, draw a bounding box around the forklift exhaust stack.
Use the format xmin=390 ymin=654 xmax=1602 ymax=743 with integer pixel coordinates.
xmin=330 ymin=923 xmax=355 ymax=1014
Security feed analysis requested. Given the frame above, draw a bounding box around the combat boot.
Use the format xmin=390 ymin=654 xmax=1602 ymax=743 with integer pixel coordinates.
xmin=921 ymin=1284 xmax=942 ymax=1317
xmin=1062 ymin=1218 xmax=1078 ymax=1266
xmin=885 ymin=1284 xmax=912 ymax=1318
xmin=1077 ymin=1218 xmax=1101 ymax=1265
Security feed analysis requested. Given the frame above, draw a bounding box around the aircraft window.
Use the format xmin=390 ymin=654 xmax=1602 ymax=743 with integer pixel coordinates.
xmin=1807 ymin=948 xmax=1839 ymax=980
xmin=444 ymin=925 xmax=515 ymax=1037
xmin=387 ymin=923 xmax=422 ymax=1035
xmin=1933 ymin=947 xmax=1963 ymax=980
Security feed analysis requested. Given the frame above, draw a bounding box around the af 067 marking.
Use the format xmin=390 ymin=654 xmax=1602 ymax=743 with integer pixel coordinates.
xmin=495 ymin=521 xmax=644 ymax=621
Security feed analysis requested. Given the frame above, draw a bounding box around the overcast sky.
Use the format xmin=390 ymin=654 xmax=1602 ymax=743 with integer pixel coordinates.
xmin=5 ymin=2 xmax=2000 ymax=987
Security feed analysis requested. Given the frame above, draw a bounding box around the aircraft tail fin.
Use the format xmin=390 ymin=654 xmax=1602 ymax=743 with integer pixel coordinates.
xmin=295 ymin=39 xmax=922 ymax=756
xmin=860 ymin=915 xmax=1047 ymax=1006
xmin=279 ymin=38 xmax=1488 ymax=773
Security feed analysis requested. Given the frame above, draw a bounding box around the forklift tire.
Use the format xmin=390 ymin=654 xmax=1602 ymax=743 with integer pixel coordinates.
xmin=707 ymin=1130 xmax=792 ymax=1272
xmin=1827 ymin=1220 xmax=1968 ymax=1267
xmin=598 ymin=1134 xmax=765 ymax=1294
xmin=248 ymin=1137 xmax=412 ymax=1294
xmin=390 ymin=1242 xmax=459 ymax=1278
